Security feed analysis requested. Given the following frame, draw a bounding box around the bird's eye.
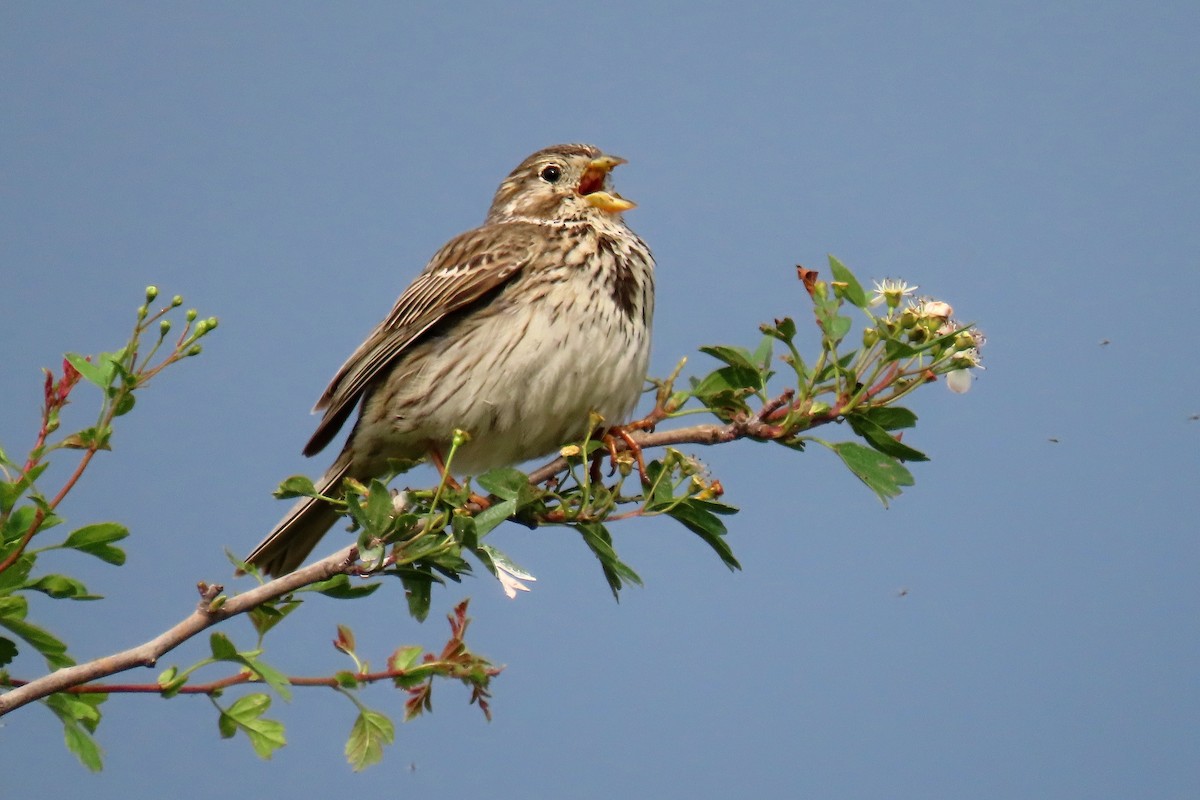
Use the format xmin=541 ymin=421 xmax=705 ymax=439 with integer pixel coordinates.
xmin=539 ymin=164 xmax=562 ymax=183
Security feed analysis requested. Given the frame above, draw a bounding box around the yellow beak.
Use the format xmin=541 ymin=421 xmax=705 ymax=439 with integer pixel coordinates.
xmin=580 ymin=155 xmax=637 ymax=213
xmin=586 ymin=191 xmax=637 ymax=213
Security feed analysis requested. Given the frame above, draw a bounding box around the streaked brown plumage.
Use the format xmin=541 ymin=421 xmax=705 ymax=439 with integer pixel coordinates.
xmin=244 ymin=144 xmax=655 ymax=576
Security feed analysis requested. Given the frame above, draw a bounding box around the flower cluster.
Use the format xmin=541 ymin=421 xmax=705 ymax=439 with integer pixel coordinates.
xmin=867 ymin=279 xmax=985 ymax=394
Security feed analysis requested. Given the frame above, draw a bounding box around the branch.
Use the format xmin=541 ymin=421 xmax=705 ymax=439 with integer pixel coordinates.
xmin=9 ymin=664 xmax=485 ymax=696
xmin=0 ymin=547 xmax=358 ymax=716
xmin=526 ymin=401 xmax=836 ymax=485
xmin=2 ymin=411 xmax=807 ymax=715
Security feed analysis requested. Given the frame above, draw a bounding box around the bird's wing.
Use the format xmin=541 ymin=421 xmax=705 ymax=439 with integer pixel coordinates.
xmin=303 ymin=223 xmax=539 ymax=457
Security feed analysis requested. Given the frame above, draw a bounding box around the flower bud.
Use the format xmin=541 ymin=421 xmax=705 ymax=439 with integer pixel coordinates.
xmin=159 ymin=319 xmax=172 ymax=336
xmin=862 ymin=327 xmax=880 ymax=347
xmin=145 ymin=285 xmax=158 ymax=302
xmin=946 ymin=369 xmax=973 ymax=394
xmin=172 ymin=295 xmax=183 ymax=307
xmin=922 ymin=300 xmax=953 ymax=319
xmin=186 ymin=308 xmax=197 ymax=322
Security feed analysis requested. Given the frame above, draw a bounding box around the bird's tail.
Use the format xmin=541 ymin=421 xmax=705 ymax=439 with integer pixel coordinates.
xmin=242 ymin=454 xmax=352 ymax=577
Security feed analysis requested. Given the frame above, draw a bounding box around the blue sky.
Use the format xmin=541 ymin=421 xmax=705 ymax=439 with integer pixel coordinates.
xmin=3 ymin=2 xmax=1198 ymax=797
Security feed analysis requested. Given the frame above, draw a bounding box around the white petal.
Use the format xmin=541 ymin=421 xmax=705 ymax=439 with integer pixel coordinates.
xmin=497 ymin=570 xmax=532 ymax=599
xmin=946 ymin=369 xmax=974 ymax=394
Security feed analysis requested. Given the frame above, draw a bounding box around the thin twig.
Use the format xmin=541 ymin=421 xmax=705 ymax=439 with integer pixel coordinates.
xmin=0 ymin=548 xmax=358 ymax=715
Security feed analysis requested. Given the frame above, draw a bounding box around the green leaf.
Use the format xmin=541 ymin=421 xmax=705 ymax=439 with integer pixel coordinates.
xmin=0 ymin=595 xmax=27 ymax=619
xmin=389 ymin=644 xmax=424 ymax=673
xmin=61 ymin=522 xmax=128 ymax=565
xmin=0 ymin=553 xmax=34 ymax=594
xmin=364 ymin=481 xmax=395 ymax=532
xmin=60 ymin=426 xmax=112 ymax=451
xmin=821 ymin=314 xmax=853 ymax=343
xmin=241 ymin=655 xmax=293 ymax=701
xmin=881 ymin=338 xmax=922 ymax=359
xmin=217 ymin=707 xmax=238 ymax=739
xmin=0 ymin=635 xmax=18 ymax=667
xmin=246 ymin=598 xmax=302 ymax=637
xmin=761 ymin=316 xmax=797 ymax=342
xmin=426 ymin=553 xmax=470 ymax=582
xmin=0 ymin=597 xmax=73 ymax=669
xmin=0 ymin=463 xmax=48 ymax=514
xmin=474 ymin=467 xmax=530 ymax=500
xmin=846 ymin=415 xmax=930 ymax=462
xmin=452 ymin=514 xmax=478 ymax=551
xmin=691 ymin=364 xmax=765 ymax=397
xmin=112 ymin=391 xmax=136 ymax=417
xmin=828 ymin=255 xmax=868 ymax=308
xmin=307 ymin=574 xmax=380 ymax=600
xmin=397 ymin=529 xmax=456 ymax=563
xmin=643 ymin=460 xmax=675 ymax=507
xmin=2 ymin=505 xmax=41 ymax=544
xmin=689 ymin=498 xmax=741 ymax=516
xmin=334 ymin=670 xmax=360 ymax=689
xmin=881 ymin=325 xmax=961 ymax=360
xmin=472 ymin=496 xmax=518 ymax=538
xmin=64 ymin=722 xmax=104 ymax=772
xmin=64 ymin=353 xmax=108 ymax=389
xmin=665 ymin=499 xmax=741 ymax=571
xmin=274 ymin=475 xmax=318 ymax=499
xmin=752 ymin=334 xmax=774 ymax=370
xmin=0 ymin=482 xmax=17 ymax=517
xmin=7 ymin=617 xmax=73 ymax=668
xmin=23 ymin=574 xmax=102 ymax=600
xmin=45 ymin=690 xmax=105 ymax=734
xmin=399 ymin=574 xmax=433 ymax=622
xmin=828 ymin=442 xmax=915 ymax=505
xmin=219 ymin=693 xmax=286 ymax=759
xmin=699 ymin=344 xmax=761 ymax=373
xmin=576 ymin=522 xmax=642 ymax=600
xmin=45 ymin=692 xmax=106 ymax=772
xmin=209 ymin=632 xmax=239 ymax=661
xmin=346 ymin=708 xmax=396 ymax=771
xmin=343 ymin=491 xmax=368 ymax=530
xmin=859 ymin=406 xmax=918 ymax=431
xmin=158 ymin=666 xmax=188 ymax=697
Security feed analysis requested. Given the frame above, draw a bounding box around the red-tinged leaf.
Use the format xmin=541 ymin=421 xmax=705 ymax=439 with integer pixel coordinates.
xmin=334 ymin=624 xmax=355 ymax=655
xmin=797 ymin=265 xmax=819 ymax=296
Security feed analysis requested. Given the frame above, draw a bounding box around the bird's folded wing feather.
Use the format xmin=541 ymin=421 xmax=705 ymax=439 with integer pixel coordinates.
xmin=302 ymin=223 xmax=539 ymax=456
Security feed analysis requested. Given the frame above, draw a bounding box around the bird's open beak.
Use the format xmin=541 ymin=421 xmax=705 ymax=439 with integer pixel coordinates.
xmin=579 ymin=155 xmax=636 ymax=213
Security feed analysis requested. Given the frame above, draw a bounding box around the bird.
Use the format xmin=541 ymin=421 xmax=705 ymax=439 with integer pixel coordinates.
xmin=243 ymin=144 xmax=655 ymax=576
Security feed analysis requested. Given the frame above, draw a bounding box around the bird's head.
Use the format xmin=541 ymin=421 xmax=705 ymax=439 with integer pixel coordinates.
xmin=486 ymin=143 xmax=636 ymax=223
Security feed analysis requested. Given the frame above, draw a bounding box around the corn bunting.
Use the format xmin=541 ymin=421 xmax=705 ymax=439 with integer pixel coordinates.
xmin=244 ymin=144 xmax=654 ymax=576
